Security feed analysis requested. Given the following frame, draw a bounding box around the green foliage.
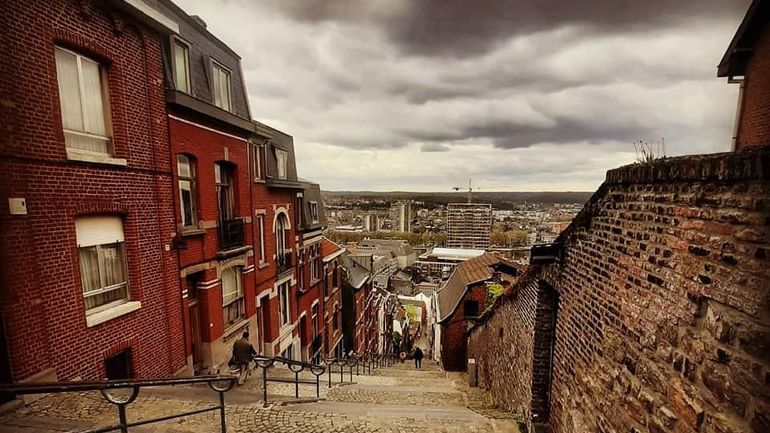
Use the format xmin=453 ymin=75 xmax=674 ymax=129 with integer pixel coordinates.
xmin=405 ymin=305 xmax=419 ymax=323
xmin=325 ymin=229 xmax=446 ymax=247
xmin=489 ymin=229 xmax=529 ymax=247
xmin=485 ymin=283 xmax=504 ymax=310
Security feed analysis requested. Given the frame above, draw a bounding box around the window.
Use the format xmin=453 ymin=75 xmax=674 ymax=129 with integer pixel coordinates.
xmin=463 ymin=300 xmax=479 ymax=318
xmin=211 ymin=61 xmax=231 ymax=111
xmin=278 ymin=281 xmax=291 ymax=326
xmin=76 ymin=216 xmax=129 ymax=313
xmin=275 ymin=213 xmax=289 ymax=257
xmin=215 ymin=163 xmax=235 ymax=221
xmin=311 ymin=304 xmax=318 ymax=339
xmin=172 ymin=38 xmax=190 ymax=93
xmin=296 ymin=197 xmax=303 ymax=227
xmin=251 ymin=143 xmax=262 ymax=180
xmin=309 ymin=202 xmax=319 ymax=223
xmin=333 ymin=306 xmax=340 ymax=332
xmin=177 ymin=155 xmax=197 ymax=227
xmin=281 ymin=344 xmax=294 ymax=361
xmin=55 ymin=47 xmax=111 ymax=155
xmin=221 ymin=267 xmax=244 ymax=328
xmin=310 ymin=244 xmax=321 ymax=282
xmin=257 ymin=214 xmax=265 ymax=263
xmin=275 ymin=148 xmax=288 ymax=179
xmin=332 ymin=263 xmax=338 ymax=290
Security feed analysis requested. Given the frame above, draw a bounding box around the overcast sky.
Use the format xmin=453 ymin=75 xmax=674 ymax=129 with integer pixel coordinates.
xmin=175 ymin=0 xmax=749 ymax=192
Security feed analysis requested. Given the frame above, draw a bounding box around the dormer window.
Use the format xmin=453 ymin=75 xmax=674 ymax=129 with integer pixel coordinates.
xmin=275 ymin=148 xmax=288 ymax=179
xmin=211 ymin=60 xmax=231 ymax=111
xmin=309 ymin=201 xmax=319 ymax=223
xmin=172 ymin=38 xmax=190 ymax=93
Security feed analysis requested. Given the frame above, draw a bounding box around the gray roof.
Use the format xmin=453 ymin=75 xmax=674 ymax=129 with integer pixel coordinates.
xmin=256 ymin=123 xmax=301 ymax=185
xmin=344 ymin=256 xmax=370 ymax=290
xmin=718 ymin=0 xmax=769 ymax=77
xmin=358 ymin=239 xmax=414 ymax=257
xmin=157 ymin=0 xmax=251 ymax=124
xmin=436 ymin=254 xmax=519 ymax=323
xmin=299 ymin=182 xmax=327 ymax=230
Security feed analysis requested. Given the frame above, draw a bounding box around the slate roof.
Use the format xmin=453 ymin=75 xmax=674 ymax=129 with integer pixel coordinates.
xmin=343 ymin=256 xmax=370 ymax=290
xmin=436 ymin=254 xmax=519 ymax=323
xmin=358 ymin=239 xmax=414 ymax=257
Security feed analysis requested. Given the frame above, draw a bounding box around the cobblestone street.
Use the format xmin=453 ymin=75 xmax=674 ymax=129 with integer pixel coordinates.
xmin=0 ymin=359 xmax=521 ymax=433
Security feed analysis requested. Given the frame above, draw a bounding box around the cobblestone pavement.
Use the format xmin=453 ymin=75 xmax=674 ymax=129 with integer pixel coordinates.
xmin=0 ymin=360 xmax=522 ymax=433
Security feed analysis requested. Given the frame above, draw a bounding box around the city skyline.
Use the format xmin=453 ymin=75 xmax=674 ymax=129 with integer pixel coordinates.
xmin=175 ymin=0 xmax=750 ymax=192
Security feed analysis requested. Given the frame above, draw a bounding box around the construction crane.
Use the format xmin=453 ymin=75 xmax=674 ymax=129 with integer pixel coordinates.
xmin=452 ymin=178 xmax=474 ymax=203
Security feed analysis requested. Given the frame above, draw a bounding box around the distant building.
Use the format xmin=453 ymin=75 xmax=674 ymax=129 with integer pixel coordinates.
xmin=357 ymin=239 xmax=416 ymax=269
xmin=416 ymin=247 xmax=487 ymax=280
xmin=446 ymin=203 xmax=492 ymax=249
xmin=389 ymin=201 xmax=412 ymax=232
xmin=363 ymin=213 xmax=380 ymax=232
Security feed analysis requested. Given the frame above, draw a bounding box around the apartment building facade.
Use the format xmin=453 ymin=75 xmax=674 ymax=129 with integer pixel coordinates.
xmin=157 ymin=0 xmax=262 ymax=374
xmin=0 ymin=0 xmax=187 ymax=386
xmin=445 ymin=203 xmax=493 ymax=250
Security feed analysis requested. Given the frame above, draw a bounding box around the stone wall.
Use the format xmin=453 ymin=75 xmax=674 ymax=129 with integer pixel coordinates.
xmin=469 ymin=149 xmax=770 ymax=433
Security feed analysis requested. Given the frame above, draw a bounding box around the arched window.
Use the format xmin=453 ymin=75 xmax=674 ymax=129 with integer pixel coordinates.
xmin=275 ymin=212 xmax=290 ymax=270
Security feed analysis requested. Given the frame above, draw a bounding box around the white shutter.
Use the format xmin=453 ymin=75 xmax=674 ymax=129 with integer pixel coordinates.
xmin=76 ymin=216 xmax=125 ymax=247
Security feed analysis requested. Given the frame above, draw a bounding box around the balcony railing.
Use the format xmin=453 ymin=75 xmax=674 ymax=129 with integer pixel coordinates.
xmin=276 ymin=251 xmax=292 ymax=275
xmin=218 ymin=218 xmax=244 ymax=251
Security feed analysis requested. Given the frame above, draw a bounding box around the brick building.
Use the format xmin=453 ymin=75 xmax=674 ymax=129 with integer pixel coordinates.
xmin=467 ymin=3 xmax=770 ymax=431
xmin=0 ymin=0 xmax=186 ymax=389
xmin=156 ymin=0 xmax=262 ymax=374
xmin=718 ymin=0 xmax=770 ymax=150
xmin=321 ymin=238 xmax=346 ymax=358
xmin=433 ymin=254 xmax=517 ymax=371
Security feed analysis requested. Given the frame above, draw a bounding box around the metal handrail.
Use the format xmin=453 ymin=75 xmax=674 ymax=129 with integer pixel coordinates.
xmin=0 ymin=376 xmax=236 ymax=433
xmin=250 ymin=355 xmax=326 ymax=407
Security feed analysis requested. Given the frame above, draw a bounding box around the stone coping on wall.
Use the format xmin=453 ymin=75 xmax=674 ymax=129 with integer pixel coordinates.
xmin=605 ymin=147 xmax=769 ymax=185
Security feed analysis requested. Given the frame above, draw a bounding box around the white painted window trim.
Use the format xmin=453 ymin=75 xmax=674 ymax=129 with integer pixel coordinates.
xmin=86 ymin=301 xmax=141 ymax=327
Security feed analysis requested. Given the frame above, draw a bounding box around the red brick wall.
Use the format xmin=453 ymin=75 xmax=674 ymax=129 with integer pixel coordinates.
xmin=470 ymin=150 xmax=770 ymax=433
xmin=441 ymin=282 xmax=487 ymax=371
xmin=736 ymin=25 xmax=770 ymax=150
xmin=0 ymin=0 xmax=184 ymax=380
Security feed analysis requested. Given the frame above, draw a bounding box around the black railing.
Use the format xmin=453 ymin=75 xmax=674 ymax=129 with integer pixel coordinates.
xmin=0 ymin=375 xmax=236 ymax=433
xmin=250 ymin=355 xmax=325 ymax=407
xmin=218 ymin=219 xmax=245 ymax=251
xmin=276 ymin=251 xmax=292 ymax=275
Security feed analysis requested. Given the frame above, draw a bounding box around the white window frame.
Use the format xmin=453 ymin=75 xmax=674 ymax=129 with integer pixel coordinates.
xmin=222 ymin=267 xmax=245 ymax=328
xmin=211 ymin=59 xmax=232 ymax=112
xmin=76 ymin=216 xmax=129 ymax=314
xmin=309 ymin=201 xmax=319 ymax=223
xmin=172 ymin=37 xmax=191 ymax=94
xmin=257 ymin=214 xmax=266 ymax=263
xmin=177 ymin=154 xmax=198 ymax=228
xmin=310 ymin=244 xmax=320 ymax=282
xmin=251 ymin=142 xmax=263 ymax=181
xmin=55 ymin=46 xmax=112 ymax=156
xmin=278 ymin=281 xmax=291 ymax=326
xmin=311 ymin=303 xmax=318 ymax=339
xmin=275 ymin=148 xmax=288 ymax=179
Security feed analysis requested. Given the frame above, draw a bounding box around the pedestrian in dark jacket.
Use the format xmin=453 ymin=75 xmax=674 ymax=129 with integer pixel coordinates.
xmin=413 ymin=347 xmax=424 ymax=369
xmin=232 ymin=331 xmax=257 ymax=384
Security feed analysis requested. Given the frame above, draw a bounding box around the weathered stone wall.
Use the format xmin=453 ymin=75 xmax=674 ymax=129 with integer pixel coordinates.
xmin=470 ymin=149 xmax=770 ymax=433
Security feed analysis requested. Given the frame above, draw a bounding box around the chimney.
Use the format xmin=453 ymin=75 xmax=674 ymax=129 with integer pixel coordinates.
xmin=190 ymin=15 xmax=207 ymax=29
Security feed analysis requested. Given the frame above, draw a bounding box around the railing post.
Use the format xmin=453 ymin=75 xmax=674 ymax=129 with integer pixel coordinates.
xmin=294 ymin=370 xmax=299 ymax=399
xmin=117 ymin=403 xmax=129 ymax=433
xmin=219 ymin=389 xmax=227 ymax=433
xmin=316 ymin=374 xmax=320 ymax=398
xmin=328 ymin=363 xmax=332 ymax=388
xmin=339 ymin=360 xmax=343 ymax=384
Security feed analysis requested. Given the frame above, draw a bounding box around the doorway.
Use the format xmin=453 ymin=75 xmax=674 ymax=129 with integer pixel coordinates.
xmin=105 ymin=349 xmax=132 ymax=380
xmin=186 ymin=273 xmax=204 ymax=371
xmin=0 ymin=314 xmax=13 ymax=404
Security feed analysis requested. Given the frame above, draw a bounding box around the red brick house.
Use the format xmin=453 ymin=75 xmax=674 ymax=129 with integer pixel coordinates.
xmin=718 ymin=0 xmax=770 ymax=150
xmin=0 ymin=0 xmax=186 ymax=387
xmin=321 ymin=238 xmax=346 ymax=358
xmin=155 ymin=0 xmax=263 ymax=374
xmin=435 ymin=254 xmax=518 ymax=371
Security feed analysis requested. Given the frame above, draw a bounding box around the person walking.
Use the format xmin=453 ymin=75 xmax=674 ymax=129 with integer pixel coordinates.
xmin=413 ymin=346 xmax=424 ymax=369
xmin=232 ymin=331 xmax=257 ymax=385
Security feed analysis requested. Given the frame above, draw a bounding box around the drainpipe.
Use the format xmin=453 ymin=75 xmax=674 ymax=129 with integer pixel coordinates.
xmin=728 ymin=76 xmax=745 ymax=151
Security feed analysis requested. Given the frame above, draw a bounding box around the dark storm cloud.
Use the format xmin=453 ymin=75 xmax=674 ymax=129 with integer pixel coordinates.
xmin=420 ymin=143 xmax=451 ymax=152
xmin=268 ymin=0 xmax=749 ymax=57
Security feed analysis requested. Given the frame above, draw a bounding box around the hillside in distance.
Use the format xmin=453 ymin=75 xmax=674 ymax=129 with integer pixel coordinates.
xmin=323 ymin=190 xmax=593 ymax=209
